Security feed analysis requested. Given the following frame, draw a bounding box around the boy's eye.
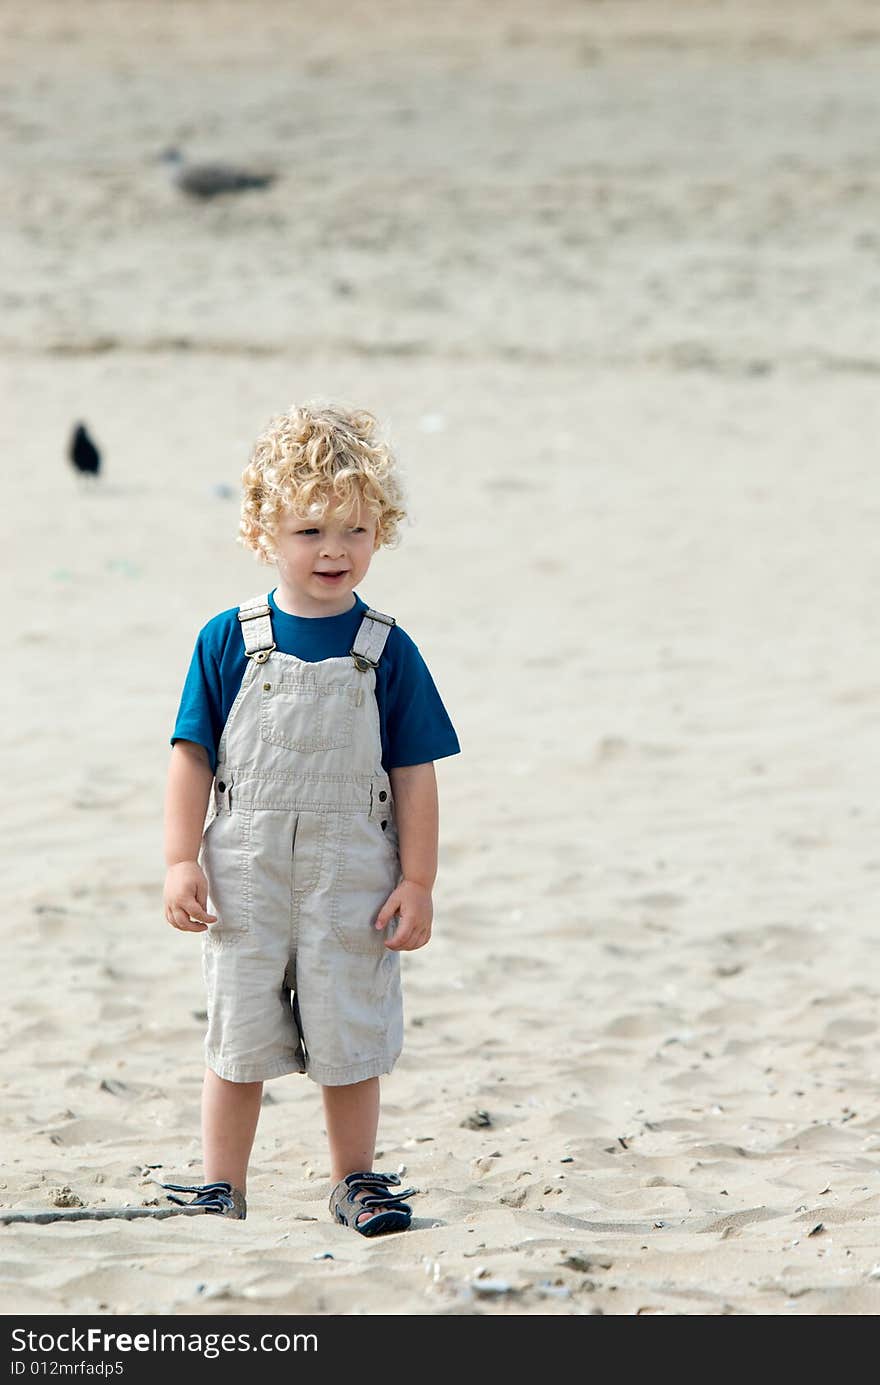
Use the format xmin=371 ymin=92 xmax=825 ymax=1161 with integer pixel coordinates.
xmin=294 ymin=525 xmax=365 ymax=535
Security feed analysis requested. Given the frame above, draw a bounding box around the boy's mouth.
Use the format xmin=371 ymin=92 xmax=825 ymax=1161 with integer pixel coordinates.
xmin=314 ymin=570 xmax=348 ymax=582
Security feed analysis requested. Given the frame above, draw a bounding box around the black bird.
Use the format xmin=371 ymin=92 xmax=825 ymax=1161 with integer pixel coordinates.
xmin=69 ymin=423 xmax=101 ymax=480
xmin=160 ymin=147 xmax=276 ymax=200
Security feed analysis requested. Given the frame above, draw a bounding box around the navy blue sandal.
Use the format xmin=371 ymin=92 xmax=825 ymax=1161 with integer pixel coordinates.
xmin=160 ymin=1180 xmax=247 ymax=1219
xmin=329 ymin=1171 xmax=417 ymax=1236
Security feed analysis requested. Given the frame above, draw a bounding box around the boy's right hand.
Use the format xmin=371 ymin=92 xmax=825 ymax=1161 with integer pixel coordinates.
xmin=164 ymin=862 xmax=217 ymax=932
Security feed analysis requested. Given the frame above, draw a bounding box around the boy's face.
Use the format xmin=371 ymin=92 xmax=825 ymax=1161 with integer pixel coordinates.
xmin=272 ymin=493 xmax=379 ymax=615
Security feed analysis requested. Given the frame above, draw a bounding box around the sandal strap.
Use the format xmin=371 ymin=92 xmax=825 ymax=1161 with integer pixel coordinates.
xmin=343 ymin=1170 xmax=401 ymax=1188
xmin=337 ymin=1172 xmax=416 ymax=1204
xmin=160 ymin=1180 xmax=246 ymax=1217
xmin=351 ymin=1190 xmax=416 ymax=1210
xmin=329 ymin=1170 xmax=418 ymax=1218
xmin=161 ymin=1181 xmax=234 ymax=1194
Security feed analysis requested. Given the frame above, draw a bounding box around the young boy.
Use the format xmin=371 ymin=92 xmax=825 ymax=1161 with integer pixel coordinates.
xmin=162 ymin=402 xmax=460 ymax=1234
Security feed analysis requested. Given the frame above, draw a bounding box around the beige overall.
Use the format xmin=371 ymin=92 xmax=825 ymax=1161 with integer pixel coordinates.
xmin=199 ymin=593 xmax=404 ymax=1086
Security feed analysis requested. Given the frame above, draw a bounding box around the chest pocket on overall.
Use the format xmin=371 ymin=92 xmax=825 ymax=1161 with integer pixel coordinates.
xmin=259 ymin=677 xmax=363 ymax=753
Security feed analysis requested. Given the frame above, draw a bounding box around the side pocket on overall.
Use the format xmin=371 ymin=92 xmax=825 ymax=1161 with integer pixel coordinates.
xmin=202 ymin=808 xmax=250 ymax=950
xmin=198 ymin=804 xmax=218 ymax=864
xmin=329 ymin=812 xmax=401 ymax=956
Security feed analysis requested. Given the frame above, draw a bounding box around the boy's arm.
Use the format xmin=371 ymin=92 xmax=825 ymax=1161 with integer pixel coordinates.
xmin=375 ymin=762 xmax=438 ymax=951
xmin=163 ymin=741 xmax=217 ymax=932
xmin=389 ymin=761 xmax=438 ymax=889
xmin=164 ymin=740 xmax=214 ymax=866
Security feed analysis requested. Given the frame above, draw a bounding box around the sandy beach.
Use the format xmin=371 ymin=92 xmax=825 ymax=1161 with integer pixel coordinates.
xmin=2 ymin=0 xmax=880 ymax=1315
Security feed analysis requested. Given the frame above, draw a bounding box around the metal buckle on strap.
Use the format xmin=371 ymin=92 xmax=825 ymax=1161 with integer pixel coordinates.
xmin=249 ymin=644 xmax=276 ymax=664
xmin=238 ymin=605 xmax=271 ymax=622
xmin=365 ymin=610 xmax=396 ymax=627
xmin=350 ymin=650 xmax=377 ymax=671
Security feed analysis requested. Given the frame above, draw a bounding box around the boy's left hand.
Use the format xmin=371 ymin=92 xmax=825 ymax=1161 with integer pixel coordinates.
xmin=376 ymin=879 xmax=433 ymax=951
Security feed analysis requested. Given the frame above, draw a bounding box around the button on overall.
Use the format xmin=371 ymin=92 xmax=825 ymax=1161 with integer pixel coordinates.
xmin=199 ymin=594 xmax=403 ymax=1087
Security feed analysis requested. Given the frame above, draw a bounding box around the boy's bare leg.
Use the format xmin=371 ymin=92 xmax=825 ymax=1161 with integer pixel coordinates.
xmin=322 ymin=1076 xmax=383 ymax=1227
xmin=202 ymin=1069 xmax=263 ymax=1193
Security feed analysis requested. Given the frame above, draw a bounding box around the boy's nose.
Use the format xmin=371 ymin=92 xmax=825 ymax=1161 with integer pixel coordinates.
xmin=320 ymin=537 xmax=347 ymax=556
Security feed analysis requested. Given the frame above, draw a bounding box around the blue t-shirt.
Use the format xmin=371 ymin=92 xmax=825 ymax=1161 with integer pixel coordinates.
xmin=171 ymin=588 xmax=461 ymax=775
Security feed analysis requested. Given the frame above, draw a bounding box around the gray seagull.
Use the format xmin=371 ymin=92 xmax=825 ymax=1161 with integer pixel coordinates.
xmin=160 ymin=147 xmax=276 ymax=199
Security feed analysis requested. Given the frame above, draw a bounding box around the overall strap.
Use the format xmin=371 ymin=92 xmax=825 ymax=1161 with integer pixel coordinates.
xmin=237 ymin=593 xmax=276 ymax=663
xmin=351 ymin=608 xmax=396 ymax=671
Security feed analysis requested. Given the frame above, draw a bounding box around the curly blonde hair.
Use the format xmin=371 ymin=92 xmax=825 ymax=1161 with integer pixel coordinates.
xmin=238 ymin=402 xmax=407 ymax=564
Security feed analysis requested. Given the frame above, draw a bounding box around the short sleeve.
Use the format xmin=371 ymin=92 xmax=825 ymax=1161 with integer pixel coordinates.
xmin=170 ymin=627 xmax=227 ymax=773
xmin=382 ymin=630 xmax=461 ymax=769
